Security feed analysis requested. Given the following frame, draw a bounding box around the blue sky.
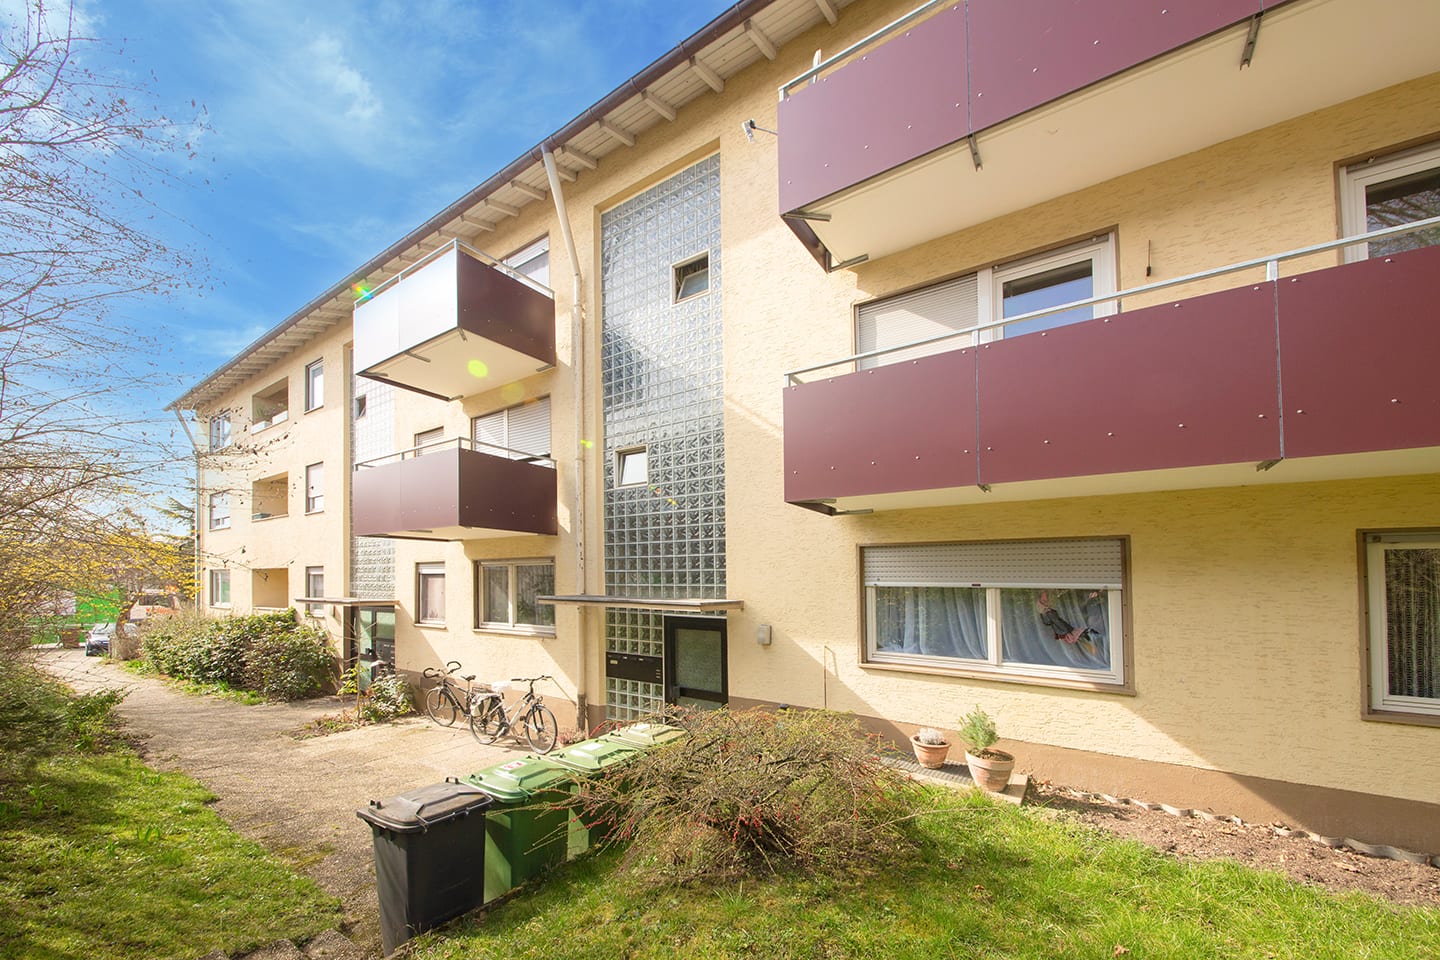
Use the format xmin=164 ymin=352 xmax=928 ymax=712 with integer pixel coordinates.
xmin=54 ymin=0 xmax=727 ymax=401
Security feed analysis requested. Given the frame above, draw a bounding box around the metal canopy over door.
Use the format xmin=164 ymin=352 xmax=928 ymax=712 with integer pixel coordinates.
xmin=664 ymin=617 xmax=727 ymax=708
xmin=348 ymin=605 xmax=396 ymax=689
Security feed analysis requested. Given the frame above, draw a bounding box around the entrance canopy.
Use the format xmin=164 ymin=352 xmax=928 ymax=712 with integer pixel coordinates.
xmin=538 ymin=594 xmax=743 ymax=613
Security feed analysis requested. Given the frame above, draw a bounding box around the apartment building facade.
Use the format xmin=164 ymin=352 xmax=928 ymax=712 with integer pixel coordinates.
xmin=174 ymin=0 xmax=1440 ymax=853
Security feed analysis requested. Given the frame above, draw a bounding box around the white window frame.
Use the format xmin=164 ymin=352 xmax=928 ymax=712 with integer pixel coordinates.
xmin=673 ymin=252 xmax=711 ymax=302
xmin=208 ymin=492 xmax=231 ymax=531
xmin=504 ymin=236 xmax=550 ymax=289
xmin=471 ymin=397 xmax=552 ymax=463
xmin=856 ymin=235 xmax=1116 ymax=368
xmin=208 ymin=413 xmax=231 ymax=452
xmin=413 ymin=427 xmax=445 ymax=455
xmin=304 ymin=462 xmax=324 ymax=514
xmin=863 ymin=540 xmax=1126 ymax=688
xmin=304 ymin=566 xmax=324 ymax=616
xmin=616 ymin=446 xmax=648 ymax=487
xmin=304 ymin=359 xmax=324 ymax=412
xmin=1365 ymin=532 xmax=1440 ymax=718
xmin=475 ymin=558 xmax=556 ymax=634
xmin=416 ymin=562 xmax=446 ymax=626
xmin=1340 ymin=141 xmax=1440 ymax=263
xmin=208 ymin=569 xmax=231 ymax=608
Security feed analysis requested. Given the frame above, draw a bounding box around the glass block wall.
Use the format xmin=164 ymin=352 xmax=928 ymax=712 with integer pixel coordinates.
xmin=600 ymin=154 xmax=724 ymax=721
xmin=349 ymin=354 xmax=394 ymax=599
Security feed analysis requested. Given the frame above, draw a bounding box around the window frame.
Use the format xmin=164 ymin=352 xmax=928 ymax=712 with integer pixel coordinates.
xmin=304 ymin=462 xmax=324 ymax=514
xmin=304 ymin=566 xmax=325 ymax=616
xmin=471 ymin=396 xmax=552 ymax=462
xmin=860 ymin=538 xmax=1130 ymax=691
xmin=474 ymin=558 xmax=557 ymax=635
xmin=672 ymin=252 xmax=711 ymax=302
xmin=616 ymin=446 xmax=648 ymax=487
xmin=1364 ymin=530 xmax=1440 ymax=720
xmin=1340 ymin=141 xmax=1440 ymax=263
xmin=207 ymin=492 xmax=231 ymax=531
xmin=304 ymin=359 xmax=324 ymax=412
xmin=416 ymin=562 xmax=446 ymax=626
xmin=208 ymin=569 xmax=231 ymax=608
xmin=208 ymin=413 xmax=232 ymax=452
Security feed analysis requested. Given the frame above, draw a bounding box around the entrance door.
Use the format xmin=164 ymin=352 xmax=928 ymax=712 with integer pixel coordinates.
xmin=347 ymin=605 xmax=396 ymax=689
xmin=664 ymin=617 xmax=727 ymax=709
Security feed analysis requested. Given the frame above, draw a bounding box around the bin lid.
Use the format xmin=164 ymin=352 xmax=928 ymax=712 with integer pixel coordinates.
xmin=356 ymin=778 xmax=492 ymax=833
xmin=605 ymin=722 xmax=686 ymax=749
xmin=548 ymin=737 xmax=641 ymax=774
xmin=461 ymin=755 xmax=571 ymax=803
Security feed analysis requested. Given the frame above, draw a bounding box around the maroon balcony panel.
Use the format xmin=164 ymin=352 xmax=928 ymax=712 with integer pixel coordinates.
xmin=457 ymin=253 xmax=556 ymax=368
xmin=776 ymin=3 xmax=966 ymax=214
xmin=1278 ymin=245 xmax=1440 ymax=459
xmin=975 ymin=284 xmax=1281 ymax=485
xmin=967 ymin=0 xmax=1261 ymax=131
xmin=783 ymin=348 xmax=979 ymax=503
xmin=353 ymin=447 xmax=557 ymax=539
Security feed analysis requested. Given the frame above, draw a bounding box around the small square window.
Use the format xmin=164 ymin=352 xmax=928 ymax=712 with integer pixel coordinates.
xmin=305 ymin=567 xmax=324 ymax=616
xmin=354 ymin=395 xmax=367 ymax=419
xmin=208 ymin=570 xmax=231 ymax=607
xmin=617 ymin=447 xmax=648 ymax=487
xmin=417 ymin=562 xmax=445 ymax=625
xmin=673 ymin=254 xmax=709 ymax=302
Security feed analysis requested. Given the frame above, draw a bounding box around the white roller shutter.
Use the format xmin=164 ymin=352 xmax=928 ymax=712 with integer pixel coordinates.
xmin=857 ymin=275 xmax=979 ymax=369
xmin=505 ymin=237 xmax=550 ymax=288
xmin=863 ymin=539 xmax=1123 ymax=588
xmin=471 ymin=396 xmax=551 ymax=464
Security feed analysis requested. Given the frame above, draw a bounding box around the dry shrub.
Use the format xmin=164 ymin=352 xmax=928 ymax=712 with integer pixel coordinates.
xmin=578 ymin=707 xmax=917 ymax=883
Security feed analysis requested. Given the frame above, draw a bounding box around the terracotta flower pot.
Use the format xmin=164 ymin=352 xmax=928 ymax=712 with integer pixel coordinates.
xmin=964 ymin=749 xmax=1015 ymax=792
xmin=910 ymin=735 xmax=950 ymax=769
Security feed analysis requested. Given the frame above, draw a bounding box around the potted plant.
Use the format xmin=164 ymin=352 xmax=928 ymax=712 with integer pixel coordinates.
xmin=910 ymin=726 xmax=950 ymax=769
xmin=958 ymin=706 xmax=1014 ymax=792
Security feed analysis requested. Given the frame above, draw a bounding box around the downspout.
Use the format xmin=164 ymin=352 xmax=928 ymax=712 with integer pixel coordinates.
xmin=542 ymin=145 xmax=591 ymax=730
xmin=172 ymin=409 xmax=203 ymax=612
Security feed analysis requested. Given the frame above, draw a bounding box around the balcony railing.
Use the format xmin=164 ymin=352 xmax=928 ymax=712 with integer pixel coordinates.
xmin=783 ymin=218 xmax=1440 ymax=511
xmin=351 ymin=437 xmax=557 ymax=540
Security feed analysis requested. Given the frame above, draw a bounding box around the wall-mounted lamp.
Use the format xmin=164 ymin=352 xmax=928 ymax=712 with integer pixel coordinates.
xmin=757 ymin=623 xmax=772 ymax=646
xmin=742 ymin=119 xmax=778 ymax=143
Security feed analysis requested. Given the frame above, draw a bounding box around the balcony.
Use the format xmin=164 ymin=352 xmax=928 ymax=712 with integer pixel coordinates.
xmin=352 ymin=438 xmax=557 ymax=540
xmin=776 ymin=0 xmax=1440 ymax=269
xmin=353 ymin=240 xmax=555 ymax=401
xmin=783 ymin=224 xmax=1440 ymax=513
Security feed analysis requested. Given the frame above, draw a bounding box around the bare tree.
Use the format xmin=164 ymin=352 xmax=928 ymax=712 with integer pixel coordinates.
xmin=0 ymin=0 xmax=205 ymax=653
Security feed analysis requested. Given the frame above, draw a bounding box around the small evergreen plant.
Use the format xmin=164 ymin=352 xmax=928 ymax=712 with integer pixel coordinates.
xmin=957 ymin=705 xmax=998 ymax=755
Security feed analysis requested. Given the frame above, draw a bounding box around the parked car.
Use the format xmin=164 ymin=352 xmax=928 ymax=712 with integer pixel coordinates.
xmin=84 ymin=622 xmax=114 ymax=657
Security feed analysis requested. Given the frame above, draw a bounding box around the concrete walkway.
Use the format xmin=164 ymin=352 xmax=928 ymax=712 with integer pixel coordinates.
xmin=38 ymin=648 xmax=531 ymax=958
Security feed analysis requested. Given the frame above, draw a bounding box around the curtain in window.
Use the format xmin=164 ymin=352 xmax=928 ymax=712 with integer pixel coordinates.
xmin=999 ymin=588 xmax=1111 ymax=671
xmin=873 ymin=586 xmax=986 ymax=659
xmin=1385 ymin=548 xmax=1440 ymax=700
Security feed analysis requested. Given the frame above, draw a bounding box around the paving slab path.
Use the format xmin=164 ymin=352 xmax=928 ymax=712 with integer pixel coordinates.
xmin=38 ymin=648 xmax=529 ymax=959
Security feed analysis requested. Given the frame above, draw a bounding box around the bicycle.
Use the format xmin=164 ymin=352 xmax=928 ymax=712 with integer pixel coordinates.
xmin=422 ymin=661 xmax=483 ymax=726
xmin=469 ymin=675 xmax=558 ymax=753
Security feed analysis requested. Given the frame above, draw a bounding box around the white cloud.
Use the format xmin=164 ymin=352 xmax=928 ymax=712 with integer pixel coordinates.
xmin=305 ymin=32 xmax=381 ymax=123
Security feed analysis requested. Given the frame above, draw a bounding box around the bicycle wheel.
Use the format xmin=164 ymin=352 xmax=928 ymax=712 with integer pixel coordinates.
xmin=469 ymin=697 xmax=503 ymax=745
xmin=523 ymin=704 xmax=558 ymax=754
xmin=425 ymin=687 xmax=460 ymax=726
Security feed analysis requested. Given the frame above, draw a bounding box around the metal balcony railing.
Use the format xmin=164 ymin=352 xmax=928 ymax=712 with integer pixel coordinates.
xmin=354 ymin=237 xmax=553 ymax=305
xmin=779 ymin=0 xmax=948 ymax=100
xmin=353 ymin=436 xmax=555 ymax=471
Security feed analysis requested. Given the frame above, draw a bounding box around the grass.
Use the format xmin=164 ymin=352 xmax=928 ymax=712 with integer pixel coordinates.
xmin=411 ymin=790 xmax=1439 ymax=960
xmin=121 ymin=658 xmax=266 ymax=704
xmin=0 ymin=663 xmax=340 ymax=960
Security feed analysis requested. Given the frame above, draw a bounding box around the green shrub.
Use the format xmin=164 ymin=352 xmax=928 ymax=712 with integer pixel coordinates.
xmin=141 ymin=609 xmax=333 ymax=701
xmin=360 ymin=672 xmax=414 ymax=723
xmin=576 ymin=707 xmax=917 ymax=883
xmin=957 ymin=705 xmax=999 ymax=755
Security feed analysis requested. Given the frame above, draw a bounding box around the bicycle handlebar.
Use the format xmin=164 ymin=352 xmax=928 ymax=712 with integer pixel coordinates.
xmin=424 ymin=661 xmax=465 ymax=680
xmin=509 ymin=675 xmax=553 ymax=684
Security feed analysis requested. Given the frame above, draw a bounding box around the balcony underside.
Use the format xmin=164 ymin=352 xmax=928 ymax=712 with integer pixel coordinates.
xmin=784 ymin=245 xmax=1440 ymax=511
xmin=779 ymin=0 xmax=1440 ymax=266
xmin=352 ymin=447 xmax=557 ymax=540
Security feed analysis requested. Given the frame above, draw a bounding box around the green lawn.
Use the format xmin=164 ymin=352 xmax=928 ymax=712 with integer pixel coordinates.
xmin=412 ymin=791 xmax=1439 ymax=960
xmin=0 ymin=713 xmax=339 ymax=960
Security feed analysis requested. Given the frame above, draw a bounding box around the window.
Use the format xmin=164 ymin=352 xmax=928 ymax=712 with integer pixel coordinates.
xmin=476 ymin=559 xmax=556 ymax=632
xmin=413 ymin=427 xmax=445 ymax=455
xmin=208 ymin=570 xmax=231 ymax=607
xmin=251 ymin=378 xmax=289 ymax=431
xmin=304 ymin=359 xmax=324 ymax=411
xmin=863 ymin=538 xmax=1126 ymax=687
xmin=505 ymin=236 xmax=550 ymax=287
xmin=857 ymin=236 xmax=1115 ymax=369
xmin=417 ymin=563 xmax=446 ymax=625
xmin=1342 ymin=142 xmax=1440 ymax=262
xmin=208 ymin=413 xmax=231 ymax=452
xmin=305 ymin=462 xmax=324 ymax=513
xmin=305 ymin=567 xmax=324 ymax=616
xmin=617 ymin=446 xmax=648 ymax=487
xmin=354 ymin=394 xmax=367 ymax=419
xmin=1365 ymin=532 xmax=1440 ymax=717
xmin=472 ymin=396 xmax=552 ymax=463
xmin=207 ymin=492 xmax=230 ymax=530
xmin=673 ymin=253 xmax=710 ymax=301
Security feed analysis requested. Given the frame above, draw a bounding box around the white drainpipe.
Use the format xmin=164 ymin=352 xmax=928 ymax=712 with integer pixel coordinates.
xmin=542 ymin=145 xmax=590 ymax=729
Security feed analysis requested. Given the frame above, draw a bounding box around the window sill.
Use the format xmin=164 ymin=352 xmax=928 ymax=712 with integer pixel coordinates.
xmin=1364 ymin=708 xmax=1440 ymax=729
xmin=209 ymin=524 xmax=231 ymax=532
xmin=251 ymin=514 xmax=288 ymax=523
xmin=860 ymin=657 xmax=1135 ymax=696
xmin=474 ymin=625 xmax=556 ymax=639
xmin=304 ymin=403 xmax=323 ymax=414
xmin=415 ymin=621 xmax=446 ymax=629
xmin=305 ymin=508 xmax=324 ymax=516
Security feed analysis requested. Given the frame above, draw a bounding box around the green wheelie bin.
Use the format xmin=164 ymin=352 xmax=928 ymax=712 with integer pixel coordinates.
xmin=547 ymin=737 xmax=642 ymax=856
xmin=602 ymin=721 xmax=687 ymax=750
xmin=462 ymin=755 xmax=571 ymax=902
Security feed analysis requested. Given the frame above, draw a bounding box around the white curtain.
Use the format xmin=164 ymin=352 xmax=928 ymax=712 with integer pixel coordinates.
xmin=1386 ymin=548 xmax=1440 ymax=700
xmin=874 ymin=587 xmax=987 ymax=660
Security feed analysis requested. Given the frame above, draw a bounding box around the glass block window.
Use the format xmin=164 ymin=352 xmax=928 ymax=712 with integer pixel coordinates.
xmin=349 ymin=349 xmax=394 ymax=600
xmin=605 ymin=608 xmax=663 ymax=658
xmin=605 ymin=677 xmax=665 ymax=722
